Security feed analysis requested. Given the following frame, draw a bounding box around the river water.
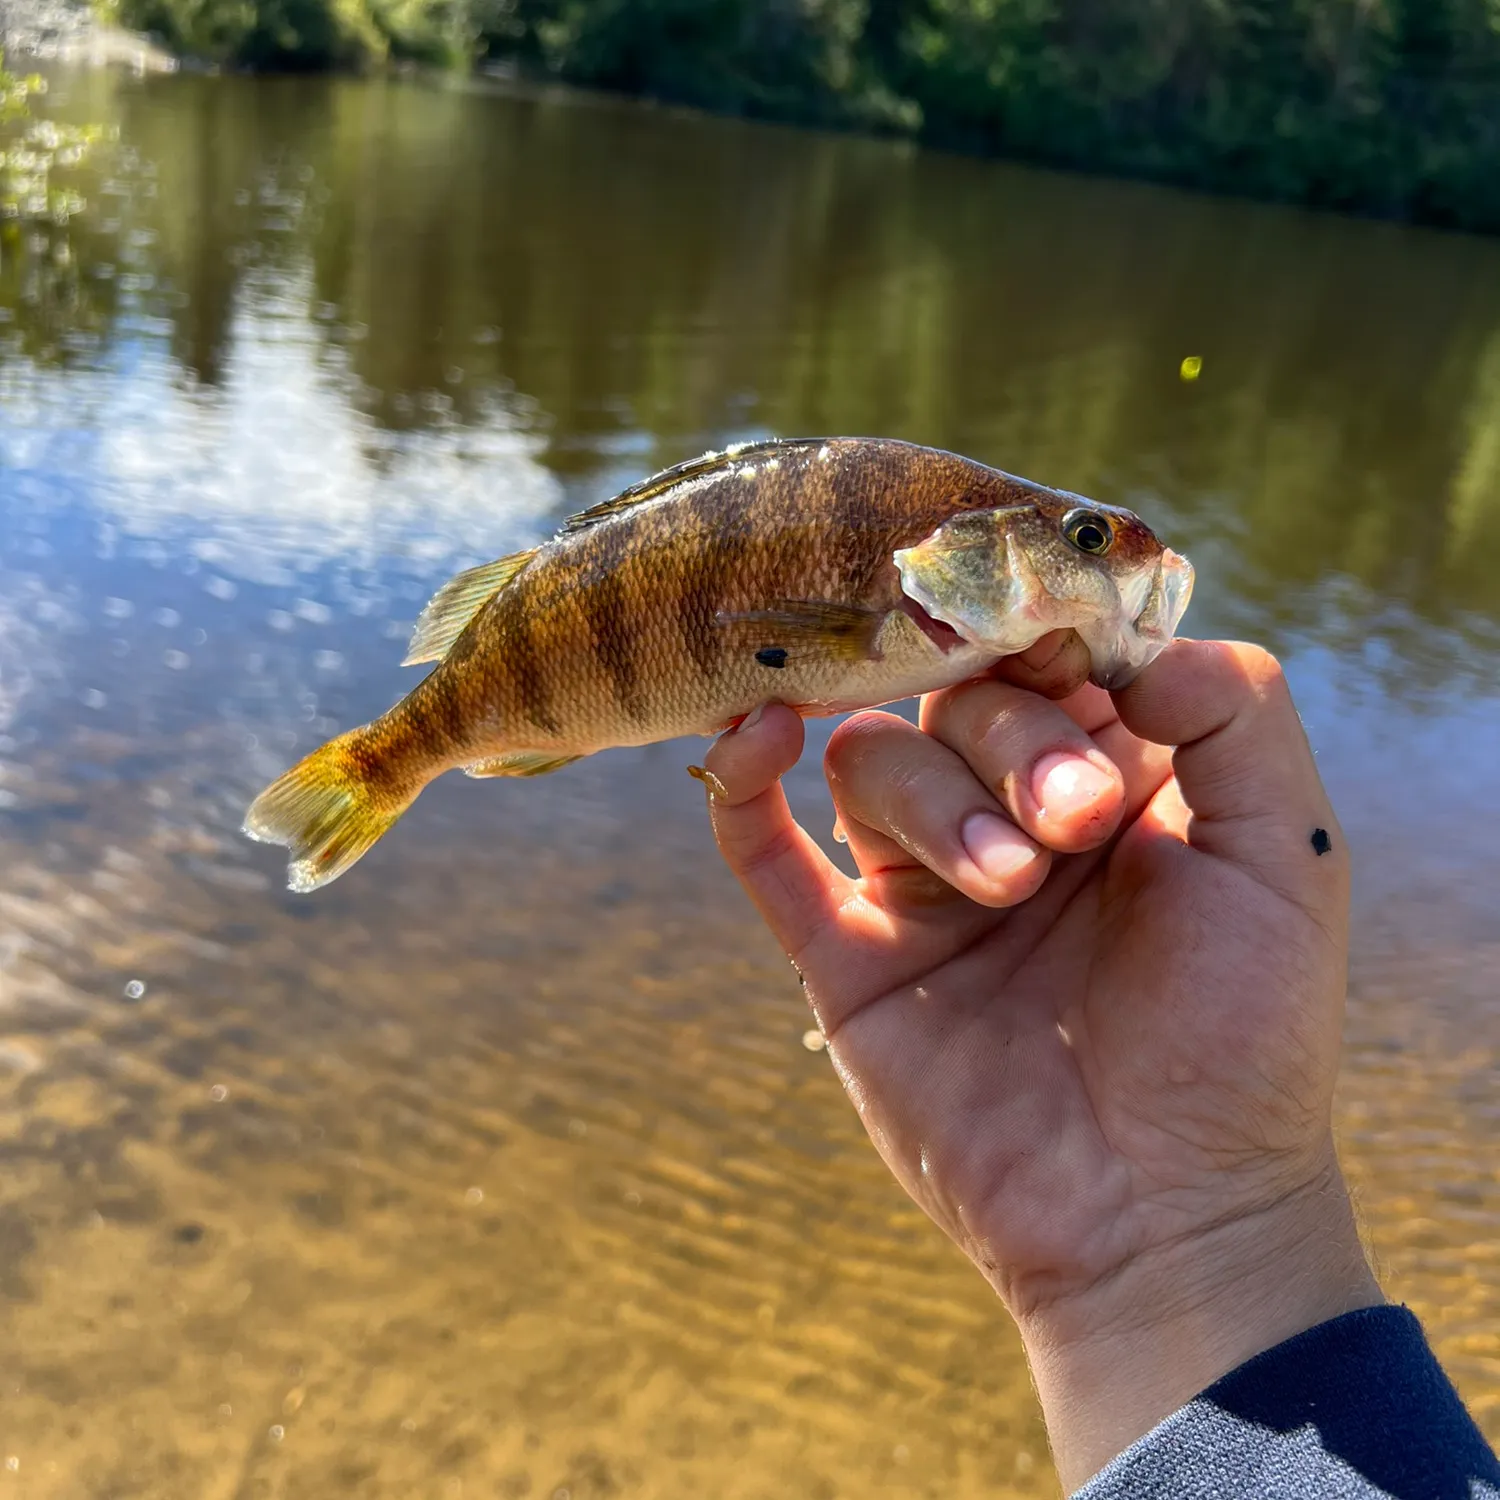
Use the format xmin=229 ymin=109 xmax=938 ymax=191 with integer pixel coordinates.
xmin=0 ymin=65 xmax=1497 ymax=1499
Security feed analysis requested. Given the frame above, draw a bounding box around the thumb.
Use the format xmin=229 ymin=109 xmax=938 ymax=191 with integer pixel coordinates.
xmin=1114 ymin=640 xmax=1347 ymax=906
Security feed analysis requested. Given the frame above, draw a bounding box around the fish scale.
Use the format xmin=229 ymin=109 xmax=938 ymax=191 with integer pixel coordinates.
xmin=243 ymin=436 xmax=1193 ymax=891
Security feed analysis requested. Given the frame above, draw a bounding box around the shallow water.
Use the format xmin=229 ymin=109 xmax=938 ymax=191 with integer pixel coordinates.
xmin=0 ymin=66 xmax=1498 ymax=1498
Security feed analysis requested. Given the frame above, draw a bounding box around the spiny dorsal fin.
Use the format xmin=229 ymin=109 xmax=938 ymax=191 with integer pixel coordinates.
xmin=403 ymin=548 xmax=538 ymax=667
xmin=559 ymin=438 xmax=827 ymax=537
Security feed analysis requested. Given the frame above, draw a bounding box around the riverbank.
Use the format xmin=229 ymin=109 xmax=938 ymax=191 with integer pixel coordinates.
xmin=19 ymin=0 xmax=1497 ymax=238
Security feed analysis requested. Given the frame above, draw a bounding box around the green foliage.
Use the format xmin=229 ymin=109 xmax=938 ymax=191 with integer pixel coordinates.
xmin=370 ymin=0 xmax=470 ymax=65
xmin=120 ymin=0 xmax=390 ymax=69
xmin=504 ymin=0 xmax=901 ymax=125
xmin=0 ymin=50 xmax=117 ymax=364
xmin=479 ymin=0 xmax=1500 ymax=232
xmin=883 ymin=0 xmax=1500 ymax=227
xmin=101 ymin=0 xmax=1500 ymax=231
xmin=116 ymin=0 xmax=495 ymax=67
xmin=0 ymin=52 xmax=112 ymax=223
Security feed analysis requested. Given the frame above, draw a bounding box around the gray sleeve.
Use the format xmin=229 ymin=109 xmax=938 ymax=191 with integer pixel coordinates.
xmin=1071 ymin=1307 xmax=1500 ymax=1500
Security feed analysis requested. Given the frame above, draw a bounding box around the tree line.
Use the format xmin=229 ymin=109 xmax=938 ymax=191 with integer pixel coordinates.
xmin=85 ymin=0 xmax=1500 ymax=233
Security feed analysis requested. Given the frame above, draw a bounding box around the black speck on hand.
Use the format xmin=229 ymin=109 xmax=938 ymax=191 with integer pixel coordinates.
xmin=756 ymin=646 xmax=789 ymax=670
xmin=1310 ymin=828 xmax=1332 ymax=856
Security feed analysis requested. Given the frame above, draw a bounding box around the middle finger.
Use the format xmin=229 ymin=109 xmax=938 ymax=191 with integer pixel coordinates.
xmin=825 ymin=711 xmax=1052 ymax=909
xmin=920 ymin=678 xmax=1127 ymax=853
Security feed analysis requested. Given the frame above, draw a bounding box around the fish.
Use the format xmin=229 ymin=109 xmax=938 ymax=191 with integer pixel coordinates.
xmin=243 ymin=436 xmax=1194 ymax=892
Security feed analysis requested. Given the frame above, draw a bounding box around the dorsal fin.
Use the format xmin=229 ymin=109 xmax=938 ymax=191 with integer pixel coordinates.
xmin=559 ymin=438 xmax=824 ymax=537
xmin=402 ymin=548 xmax=538 ymax=666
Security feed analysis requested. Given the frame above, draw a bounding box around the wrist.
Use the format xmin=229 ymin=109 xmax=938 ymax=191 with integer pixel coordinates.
xmin=1010 ymin=1150 xmax=1385 ymax=1492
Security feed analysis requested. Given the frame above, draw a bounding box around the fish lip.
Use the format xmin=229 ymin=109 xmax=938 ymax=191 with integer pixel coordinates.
xmin=1091 ymin=659 xmax=1143 ymax=692
xmin=1117 ymin=567 xmax=1156 ymax=631
xmin=1149 ymin=548 xmax=1195 ymax=638
xmin=1087 ymin=547 xmax=1196 ymax=690
xmin=1127 ymin=548 xmax=1195 ymax=643
xmin=897 ymin=594 xmax=969 ymax=654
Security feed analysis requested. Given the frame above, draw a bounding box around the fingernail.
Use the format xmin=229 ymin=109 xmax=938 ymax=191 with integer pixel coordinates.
xmin=1033 ymin=753 xmax=1114 ymax=820
xmin=961 ymin=811 xmax=1038 ymax=881
xmin=737 ymin=703 xmax=766 ymax=733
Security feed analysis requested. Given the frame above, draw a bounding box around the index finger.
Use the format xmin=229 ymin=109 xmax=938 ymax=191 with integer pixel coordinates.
xmin=698 ymin=703 xmax=854 ymax=971
xmin=699 ymin=702 xmax=1004 ymax=1033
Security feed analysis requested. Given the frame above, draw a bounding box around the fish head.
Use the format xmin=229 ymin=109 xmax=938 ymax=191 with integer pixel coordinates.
xmin=892 ymin=491 xmax=1194 ymax=690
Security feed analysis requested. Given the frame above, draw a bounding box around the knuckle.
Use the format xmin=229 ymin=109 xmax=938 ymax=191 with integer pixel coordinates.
xmin=973 ymin=701 xmax=1025 ymax=756
xmin=734 ymin=821 xmax=799 ymax=880
xmin=825 ymin=710 xmax=900 ymax=769
xmin=934 ymin=678 xmax=1011 ymax=744
xmin=973 ymin=697 xmax=1057 ymax=767
xmin=885 ymin=761 xmax=940 ymax=827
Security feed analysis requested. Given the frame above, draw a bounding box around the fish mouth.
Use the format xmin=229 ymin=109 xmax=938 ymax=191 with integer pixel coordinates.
xmin=1117 ymin=567 xmax=1157 ymax=632
xmin=1147 ymin=549 xmax=1195 ymax=638
xmin=1086 ymin=548 xmax=1196 ymax=691
xmin=897 ymin=593 xmax=970 ymax=654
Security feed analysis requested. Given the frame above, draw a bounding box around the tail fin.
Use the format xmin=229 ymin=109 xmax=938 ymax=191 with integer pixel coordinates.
xmin=243 ymin=722 xmax=422 ymax=892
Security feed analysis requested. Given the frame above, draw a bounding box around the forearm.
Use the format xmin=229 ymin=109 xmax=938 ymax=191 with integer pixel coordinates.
xmin=1011 ymin=1159 xmax=1386 ymax=1491
xmin=1068 ymin=1305 xmax=1500 ymax=1499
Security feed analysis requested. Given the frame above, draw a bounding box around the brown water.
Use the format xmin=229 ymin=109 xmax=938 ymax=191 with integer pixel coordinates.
xmin=1 ymin=65 xmax=1498 ymax=1499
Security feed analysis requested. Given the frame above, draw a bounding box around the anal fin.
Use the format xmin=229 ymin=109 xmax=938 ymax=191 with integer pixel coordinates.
xmin=403 ymin=548 xmax=538 ymax=667
xmin=465 ymin=751 xmax=582 ymax=779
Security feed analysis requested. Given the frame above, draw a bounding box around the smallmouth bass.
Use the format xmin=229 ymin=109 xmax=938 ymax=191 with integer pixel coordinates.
xmin=244 ymin=437 xmax=1193 ymax=891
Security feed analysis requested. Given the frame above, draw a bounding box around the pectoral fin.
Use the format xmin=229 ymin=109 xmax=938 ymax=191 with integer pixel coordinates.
xmin=465 ymin=751 xmax=582 ymax=778
xmin=403 ymin=548 xmax=538 ymax=666
xmin=715 ymin=601 xmax=886 ymax=664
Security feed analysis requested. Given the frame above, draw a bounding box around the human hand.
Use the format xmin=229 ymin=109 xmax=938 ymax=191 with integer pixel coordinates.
xmin=699 ymin=632 xmax=1384 ymax=1489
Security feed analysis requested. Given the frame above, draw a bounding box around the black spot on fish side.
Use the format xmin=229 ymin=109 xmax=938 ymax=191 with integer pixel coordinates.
xmin=756 ymin=646 xmax=788 ymax=670
xmin=173 ymin=1222 xmax=206 ymax=1244
xmin=1311 ymin=828 xmax=1332 ymax=856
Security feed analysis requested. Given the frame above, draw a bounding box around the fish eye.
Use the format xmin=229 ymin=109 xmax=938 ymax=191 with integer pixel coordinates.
xmin=1063 ymin=510 xmax=1113 ymax=556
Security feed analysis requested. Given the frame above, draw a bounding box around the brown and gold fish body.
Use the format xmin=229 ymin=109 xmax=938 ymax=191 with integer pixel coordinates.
xmin=244 ymin=437 xmax=1193 ymax=891
xmin=420 ymin=437 xmax=1005 ymax=757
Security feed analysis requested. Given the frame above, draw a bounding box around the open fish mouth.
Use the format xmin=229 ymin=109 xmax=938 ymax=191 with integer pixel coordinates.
xmin=1087 ymin=548 xmax=1196 ymax=690
xmin=1143 ymin=549 xmax=1195 ymax=639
